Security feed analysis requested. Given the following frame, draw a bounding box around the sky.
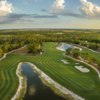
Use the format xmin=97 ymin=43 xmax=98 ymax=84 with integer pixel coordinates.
xmin=0 ymin=0 xmax=100 ymax=29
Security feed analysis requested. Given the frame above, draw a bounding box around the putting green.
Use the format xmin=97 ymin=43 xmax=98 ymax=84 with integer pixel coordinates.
xmin=0 ymin=43 xmax=100 ymax=100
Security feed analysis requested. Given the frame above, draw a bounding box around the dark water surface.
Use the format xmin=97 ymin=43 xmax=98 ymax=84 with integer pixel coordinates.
xmin=21 ymin=63 xmax=66 ymax=100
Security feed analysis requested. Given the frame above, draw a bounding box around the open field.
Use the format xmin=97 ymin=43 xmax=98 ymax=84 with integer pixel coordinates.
xmin=0 ymin=42 xmax=100 ymax=100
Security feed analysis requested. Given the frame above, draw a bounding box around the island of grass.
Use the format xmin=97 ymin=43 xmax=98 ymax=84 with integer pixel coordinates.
xmin=0 ymin=42 xmax=100 ymax=100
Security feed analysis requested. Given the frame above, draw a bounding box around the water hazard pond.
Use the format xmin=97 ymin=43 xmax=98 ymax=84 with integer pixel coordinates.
xmin=21 ymin=63 xmax=66 ymax=100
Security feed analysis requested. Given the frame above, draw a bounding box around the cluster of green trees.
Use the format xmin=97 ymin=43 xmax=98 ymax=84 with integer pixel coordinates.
xmin=0 ymin=29 xmax=100 ymax=57
xmin=81 ymin=52 xmax=96 ymax=63
xmin=66 ymin=48 xmax=100 ymax=70
xmin=0 ymin=48 xmax=3 ymax=57
xmin=70 ymin=40 xmax=100 ymax=50
xmin=81 ymin=52 xmax=100 ymax=70
xmin=0 ymin=42 xmax=25 ymax=57
xmin=80 ymin=41 xmax=100 ymax=50
xmin=27 ymin=42 xmax=42 ymax=54
xmin=66 ymin=48 xmax=81 ymax=59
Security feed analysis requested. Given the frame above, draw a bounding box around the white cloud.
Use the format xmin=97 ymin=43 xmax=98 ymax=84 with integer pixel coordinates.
xmin=80 ymin=0 xmax=100 ymax=16
xmin=52 ymin=0 xmax=65 ymax=13
xmin=0 ymin=0 xmax=13 ymax=16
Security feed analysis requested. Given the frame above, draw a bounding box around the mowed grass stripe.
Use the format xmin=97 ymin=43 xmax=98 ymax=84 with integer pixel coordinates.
xmin=34 ymin=54 xmax=96 ymax=89
xmin=32 ymin=57 xmax=93 ymax=92
xmin=0 ymin=71 xmax=13 ymax=97
xmin=3 ymin=71 xmax=18 ymax=100
xmin=0 ymin=71 xmax=7 ymax=92
xmin=41 ymin=63 xmax=90 ymax=91
xmin=0 ymin=71 xmax=11 ymax=99
xmin=0 ymin=71 xmax=6 ymax=94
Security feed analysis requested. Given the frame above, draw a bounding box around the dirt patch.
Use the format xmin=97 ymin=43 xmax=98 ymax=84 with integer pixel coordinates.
xmin=13 ymin=46 xmax=28 ymax=54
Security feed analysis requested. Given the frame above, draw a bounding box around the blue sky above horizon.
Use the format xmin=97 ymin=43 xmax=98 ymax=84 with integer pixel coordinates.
xmin=0 ymin=0 xmax=100 ymax=29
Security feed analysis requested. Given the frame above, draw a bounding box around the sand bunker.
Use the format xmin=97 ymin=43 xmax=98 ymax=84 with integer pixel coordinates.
xmin=74 ymin=46 xmax=82 ymax=52
xmin=56 ymin=43 xmax=73 ymax=51
xmin=75 ymin=63 xmax=79 ymax=65
xmin=75 ymin=66 xmax=90 ymax=73
xmin=61 ymin=59 xmax=69 ymax=64
xmin=57 ymin=43 xmax=82 ymax=52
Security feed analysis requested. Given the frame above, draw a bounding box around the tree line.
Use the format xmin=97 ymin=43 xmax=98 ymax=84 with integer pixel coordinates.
xmin=0 ymin=29 xmax=100 ymax=57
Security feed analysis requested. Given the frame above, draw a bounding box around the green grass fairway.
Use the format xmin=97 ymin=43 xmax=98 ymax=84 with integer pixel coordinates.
xmin=0 ymin=43 xmax=100 ymax=100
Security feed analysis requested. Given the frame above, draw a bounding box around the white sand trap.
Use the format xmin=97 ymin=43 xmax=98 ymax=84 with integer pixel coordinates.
xmin=56 ymin=43 xmax=82 ymax=52
xmin=61 ymin=59 xmax=69 ymax=64
xmin=74 ymin=46 xmax=82 ymax=52
xmin=56 ymin=43 xmax=73 ymax=51
xmin=75 ymin=66 xmax=90 ymax=73
xmin=75 ymin=63 xmax=80 ymax=65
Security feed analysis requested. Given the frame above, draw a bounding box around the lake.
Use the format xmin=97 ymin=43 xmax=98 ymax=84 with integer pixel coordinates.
xmin=21 ymin=63 xmax=66 ymax=100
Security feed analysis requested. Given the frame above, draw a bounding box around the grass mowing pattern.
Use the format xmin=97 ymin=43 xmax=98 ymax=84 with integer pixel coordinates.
xmin=0 ymin=42 xmax=100 ymax=100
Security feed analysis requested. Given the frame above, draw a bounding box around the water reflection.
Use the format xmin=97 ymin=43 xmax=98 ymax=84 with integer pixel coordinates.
xmin=21 ymin=63 xmax=65 ymax=100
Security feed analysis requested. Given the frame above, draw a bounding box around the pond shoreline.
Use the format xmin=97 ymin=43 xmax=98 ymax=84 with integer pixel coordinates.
xmin=28 ymin=62 xmax=84 ymax=100
xmin=11 ymin=63 xmax=27 ymax=100
xmin=12 ymin=62 xmax=84 ymax=100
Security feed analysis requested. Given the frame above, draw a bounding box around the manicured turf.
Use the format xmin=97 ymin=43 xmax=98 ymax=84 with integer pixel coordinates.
xmin=0 ymin=43 xmax=100 ymax=100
